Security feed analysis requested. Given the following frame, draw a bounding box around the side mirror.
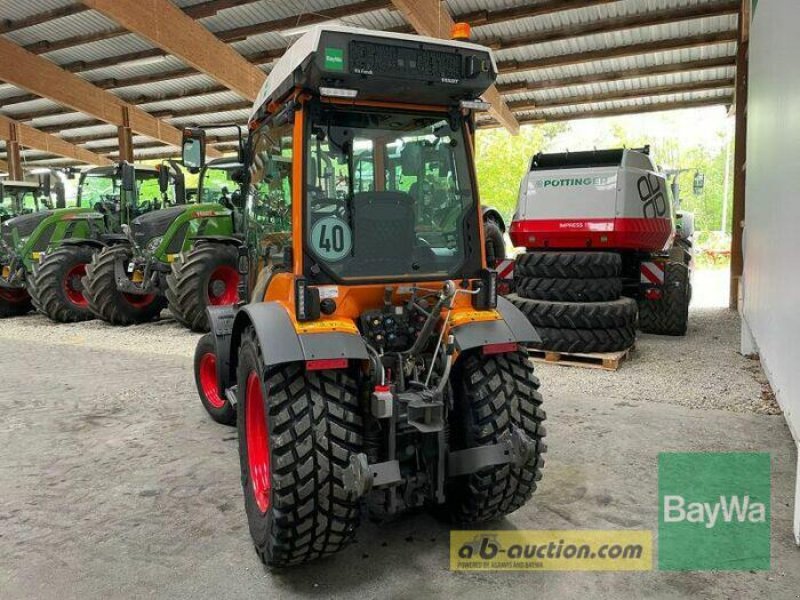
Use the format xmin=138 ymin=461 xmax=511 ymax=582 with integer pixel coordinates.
xmin=120 ymin=162 xmax=136 ymax=192
xmin=157 ymin=164 xmax=170 ymax=194
xmin=693 ymin=172 xmax=705 ymax=195
xmin=182 ymin=128 xmax=206 ymax=174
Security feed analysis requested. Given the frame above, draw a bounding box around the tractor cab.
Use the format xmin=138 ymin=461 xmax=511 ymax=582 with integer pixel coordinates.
xmin=0 ymin=181 xmax=45 ymax=221
xmin=199 ymin=158 xmax=246 ymax=209
xmin=187 ymin=24 xmax=546 ymax=567
xmin=77 ymin=162 xmax=184 ymax=230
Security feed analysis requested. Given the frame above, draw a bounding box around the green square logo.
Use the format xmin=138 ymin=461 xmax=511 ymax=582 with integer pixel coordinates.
xmin=658 ymin=452 xmax=770 ymax=571
xmin=324 ymin=47 xmax=345 ymax=72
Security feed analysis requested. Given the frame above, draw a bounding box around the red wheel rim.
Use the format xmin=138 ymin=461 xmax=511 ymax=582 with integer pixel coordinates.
xmin=207 ymin=265 xmax=239 ymax=306
xmin=199 ymin=352 xmax=225 ymax=409
xmin=0 ymin=288 xmax=29 ymax=304
xmin=246 ymin=370 xmax=271 ymax=514
xmin=63 ymin=263 xmax=88 ymax=307
xmin=123 ymin=292 xmax=156 ymax=308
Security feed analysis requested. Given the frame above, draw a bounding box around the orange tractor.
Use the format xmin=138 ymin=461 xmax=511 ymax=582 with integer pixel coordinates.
xmin=186 ymin=24 xmax=547 ymax=566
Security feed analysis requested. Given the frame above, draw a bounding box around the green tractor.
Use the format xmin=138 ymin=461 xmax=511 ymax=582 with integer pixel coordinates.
xmin=164 ymin=156 xmax=248 ymax=332
xmin=28 ymin=163 xmax=183 ymax=323
xmin=0 ymin=179 xmax=58 ymax=316
xmin=82 ymin=158 xmax=241 ymax=326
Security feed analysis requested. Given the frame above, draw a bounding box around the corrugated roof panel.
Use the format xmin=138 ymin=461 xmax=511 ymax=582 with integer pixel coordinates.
xmin=199 ymin=0 xmax=350 ymax=34
xmin=139 ymin=90 xmax=245 ymax=113
xmin=0 ymin=0 xmax=76 ymax=23
xmin=504 ymin=67 xmax=736 ymax=103
xmin=112 ymin=74 xmax=221 ymax=101
xmin=2 ymin=9 xmax=119 ymax=46
xmin=80 ymin=55 xmax=191 ymax=84
xmin=61 ymin=124 xmax=118 ymax=141
xmin=0 ymin=97 xmax=63 ymax=118
xmin=43 ymin=33 xmax=156 ymax=66
xmin=169 ymin=110 xmax=251 ymax=128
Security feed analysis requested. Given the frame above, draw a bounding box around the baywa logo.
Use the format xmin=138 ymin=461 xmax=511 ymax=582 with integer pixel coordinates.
xmin=536 ymin=176 xmax=613 ymax=189
xmin=658 ymin=452 xmax=771 ymax=571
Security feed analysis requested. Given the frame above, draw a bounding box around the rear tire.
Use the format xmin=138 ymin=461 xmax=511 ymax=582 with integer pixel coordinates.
xmin=194 ymin=333 xmax=236 ymax=426
xmin=0 ymin=288 xmax=33 ymax=318
xmin=639 ymin=262 xmax=690 ymax=336
xmin=515 ymin=251 xmax=621 ymax=279
xmin=83 ymin=245 xmax=166 ymax=326
xmin=515 ymin=276 xmax=622 ymax=302
xmin=166 ymin=243 xmax=240 ymax=332
xmin=507 ymin=294 xmax=638 ymax=329
xmin=33 ymin=245 xmax=95 ymax=323
xmin=237 ymin=328 xmax=363 ymax=566
xmin=446 ymin=349 xmax=547 ymax=523
xmin=484 ymin=220 xmax=506 ymax=269
xmin=532 ymin=324 xmax=636 ymax=353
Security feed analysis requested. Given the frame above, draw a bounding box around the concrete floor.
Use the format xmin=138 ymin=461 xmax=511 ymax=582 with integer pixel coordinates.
xmin=0 ymin=286 xmax=797 ymax=599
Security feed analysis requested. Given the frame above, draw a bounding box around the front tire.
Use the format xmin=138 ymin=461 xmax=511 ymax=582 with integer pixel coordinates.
xmin=446 ymin=350 xmax=547 ymax=523
xmin=484 ymin=220 xmax=506 ymax=269
xmin=639 ymin=262 xmax=690 ymax=336
xmin=83 ymin=245 xmax=166 ymax=325
xmin=0 ymin=288 xmax=33 ymax=318
xmin=194 ymin=333 xmax=236 ymax=426
xmin=33 ymin=245 xmax=96 ymax=323
xmin=237 ymin=328 xmax=363 ymax=566
xmin=166 ymin=243 xmax=240 ymax=332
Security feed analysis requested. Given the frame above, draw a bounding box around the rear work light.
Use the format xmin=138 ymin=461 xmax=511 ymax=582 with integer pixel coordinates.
xmin=482 ymin=342 xmax=518 ymax=356
xmin=306 ymin=358 xmax=349 ymax=371
xmin=460 ymin=99 xmax=491 ymax=111
xmin=320 ymin=87 xmax=358 ymax=99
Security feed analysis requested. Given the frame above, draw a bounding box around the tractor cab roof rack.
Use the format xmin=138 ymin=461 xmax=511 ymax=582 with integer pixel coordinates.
xmin=250 ymin=24 xmax=498 ymax=121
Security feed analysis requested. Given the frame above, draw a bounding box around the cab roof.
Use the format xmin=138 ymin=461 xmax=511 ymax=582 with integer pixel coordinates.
xmin=250 ymin=24 xmax=498 ymax=121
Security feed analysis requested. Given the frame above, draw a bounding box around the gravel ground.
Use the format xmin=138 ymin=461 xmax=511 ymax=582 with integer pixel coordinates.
xmin=0 ymin=269 xmax=794 ymax=600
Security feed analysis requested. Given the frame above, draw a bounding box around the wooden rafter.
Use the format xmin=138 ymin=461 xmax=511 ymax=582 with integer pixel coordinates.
xmin=81 ymin=0 xmax=266 ymax=102
xmin=389 ymin=0 xmax=519 ymax=134
xmin=0 ymin=114 xmax=113 ymax=166
xmin=0 ymin=36 xmax=221 ymax=158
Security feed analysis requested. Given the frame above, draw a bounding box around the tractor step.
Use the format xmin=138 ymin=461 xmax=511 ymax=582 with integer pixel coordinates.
xmin=528 ymin=344 xmax=634 ymax=371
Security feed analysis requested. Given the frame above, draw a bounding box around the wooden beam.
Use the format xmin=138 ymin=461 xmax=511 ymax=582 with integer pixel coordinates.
xmin=0 ymin=36 xmax=221 ymax=157
xmin=457 ymin=0 xmax=618 ymax=27
xmin=6 ymin=125 xmax=23 ymax=180
xmin=507 ymin=79 xmax=735 ymax=111
xmin=730 ymin=0 xmax=748 ymax=310
xmin=478 ymin=96 xmax=734 ymax=127
xmin=492 ymin=1 xmax=739 ymax=52
xmin=497 ymin=56 xmax=737 ymax=94
xmin=498 ymin=30 xmax=739 ymax=74
xmin=0 ymin=159 xmax=8 ymax=173
xmin=390 ymin=0 xmax=519 ymax=134
xmin=81 ymin=0 xmax=266 ymax=102
xmin=0 ymin=114 xmax=113 ymax=166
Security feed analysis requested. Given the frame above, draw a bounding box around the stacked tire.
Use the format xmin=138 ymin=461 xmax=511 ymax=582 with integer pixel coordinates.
xmin=508 ymin=252 xmax=637 ymax=353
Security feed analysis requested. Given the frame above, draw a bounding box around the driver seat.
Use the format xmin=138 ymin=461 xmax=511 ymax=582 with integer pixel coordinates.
xmin=350 ymin=191 xmax=415 ymax=274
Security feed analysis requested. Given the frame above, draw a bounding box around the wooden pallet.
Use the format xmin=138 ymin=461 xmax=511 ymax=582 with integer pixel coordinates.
xmin=529 ymin=345 xmax=634 ymax=371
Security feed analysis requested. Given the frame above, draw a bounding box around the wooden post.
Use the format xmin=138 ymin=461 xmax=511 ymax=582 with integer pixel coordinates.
xmin=730 ymin=0 xmax=750 ymax=310
xmin=7 ymin=123 xmax=24 ymax=180
xmin=117 ymin=107 xmax=134 ymax=163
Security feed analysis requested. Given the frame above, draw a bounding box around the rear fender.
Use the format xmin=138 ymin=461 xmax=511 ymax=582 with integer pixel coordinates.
xmin=191 ymin=235 xmax=242 ymax=246
xmin=451 ymin=296 xmax=541 ymax=352
xmin=226 ymin=302 xmax=369 ymax=384
xmin=58 ymin=238 xmax=107 ymax=250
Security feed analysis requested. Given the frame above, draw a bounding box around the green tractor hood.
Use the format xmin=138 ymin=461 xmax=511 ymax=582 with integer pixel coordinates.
xmin=132 ymin=202 xmax=234 ymax=263
xmin=1 ymin=206 xmax=104 ymax=272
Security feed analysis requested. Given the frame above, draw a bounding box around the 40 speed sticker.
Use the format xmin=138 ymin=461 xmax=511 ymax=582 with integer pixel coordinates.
xmin=311 ymin=216 xmax=352 ymax=261
xmin=450 ymin=530 xmax=652 ymax=571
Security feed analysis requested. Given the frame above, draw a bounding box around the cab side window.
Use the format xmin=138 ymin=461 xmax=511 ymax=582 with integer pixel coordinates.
xmin=247 ymin=122 xmax=293 ymax=268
